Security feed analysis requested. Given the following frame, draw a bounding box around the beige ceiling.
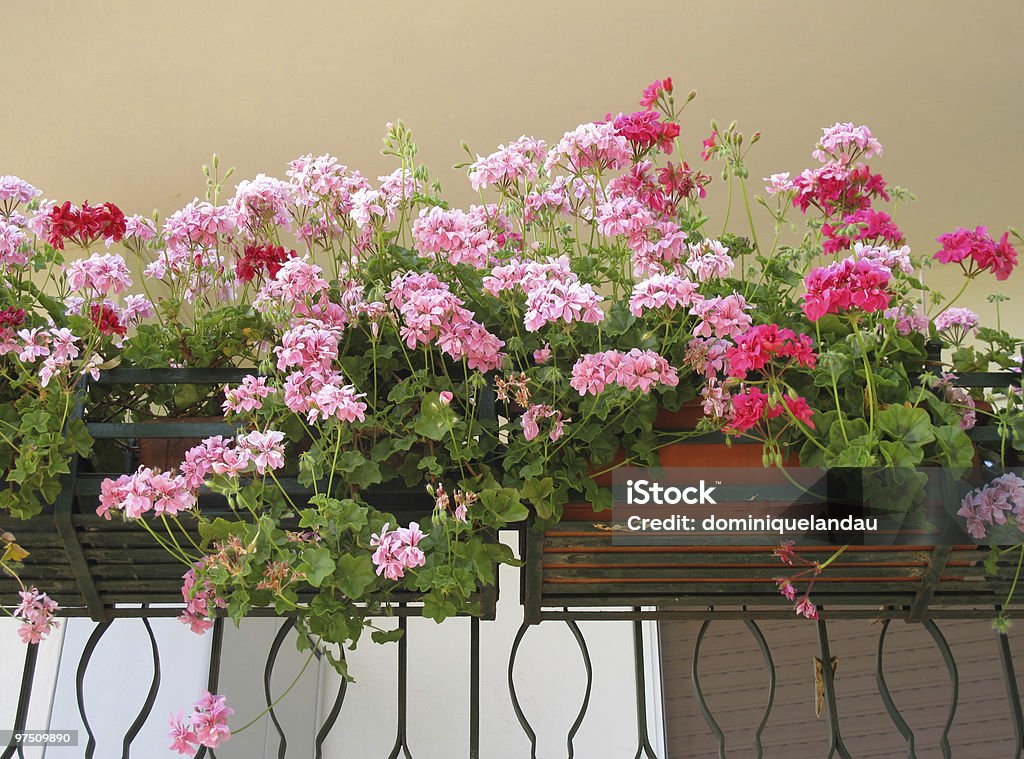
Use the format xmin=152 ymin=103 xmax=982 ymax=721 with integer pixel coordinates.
xmin=3 ymin=0 xmax=1021 ymax=320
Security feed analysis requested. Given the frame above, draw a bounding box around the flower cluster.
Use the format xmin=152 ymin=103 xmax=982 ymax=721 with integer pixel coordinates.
xmin=370 ymin=522 xmax=427 ymax=581
xmin=957 ymin=474 xmax=1024 ymax=540
xmin=607 ymin=110 xmax=680 ymax=157
xmin=387 ymin=272 xmax=505 ymax=370
xmin=222 ymin=374 xmax=276 ymax=414
xmin=235 ymin=243 xmax=295 ymax=283
xmin=179 ymin=561 xmax=224 ymax=634
xmin=469 ymin=136 xmax=547 ymax=191
xmin=412 ymin=205 xmax=509 ymax=268
xmin=802 ymin=257 xmax=892 ymax=321
xmin=97 ymin=467 xmax=196 ymax=519
xmin=484 ymin=256 xmax=604 ymax=332
xmin=545 ymin=120 xmax=631 ymax=174
xmin=812 ymin=122 xmax=884 ymax=163
xmin=521 ymin=404 xmax=569 ymax=442
xmin=169 ymin=691 xmax=233 ymax=755
xmin=724 ymin=324 xmax=817 ymax=379
xmin=935 ymin=226 xmax=1018 ymax=281
xmin=629 ymin=273 xmax=702 ymax=317
xmin=13 ymin=587 xmax=59 ymax=644
xmin=727 ymin=387 xmax=815 ymax=432
xmin=570 ymin=349 xmax=679 ymax=395
xmin=45 ymin=201 xmax=127 ymax=249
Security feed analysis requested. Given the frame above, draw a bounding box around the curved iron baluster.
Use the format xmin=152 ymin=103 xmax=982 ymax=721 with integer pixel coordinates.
xmin=387 ymin=614 xmax=413 ymax=759
xmin=876 ymin=620 xmax=960 ymax=759
xmin=564 ymin=618 xmax=594 ymax=759
xmin=691 ymin=620 xmax=727 ymax=758
xmin=507 ymin=621 xmax=539 ymax=758
xmin=875 ymin=620 xmax=917 ymax=757
xmin=121 ymin=618 xmax=161 ymax=757
xmin=998 ymin=630 xmax=1024 ymax=759
xmin=0 ymin=640 xmax=38 ymax=759
xmin=923 ymin=620 xmax=959 ymax=759
xmin=631 ymin=616 xmax=658 ymax=759
xmin=816 ymin=618 xmax=852 ymax=759
xmin=315 ymin=650 xmax=347 ymax=759
xmin=263 ymin=618 xmax=297 ymax=759
xmin=77 ymin=620 xmax=113 ymax=759
xmin=745 ymin=619 xmax=776 ymax=759
xmin=507 ymin=616 xmax=593 ymax=758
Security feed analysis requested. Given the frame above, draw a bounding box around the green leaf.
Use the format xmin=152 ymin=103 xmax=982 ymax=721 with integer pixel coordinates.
xmin=301 ymin=546 xmax=336 ymax=588
xmin=932 ymin=424 xmax=975 ymax=470
xmin=522 ymin=477 xmax=555 ymax=520
xmin=334 ymin=553 xmax=377 ymax=598
xmin=414 ymin=392 xmax=457 ymax=441
xmin=877 ymin=405 xmax=935 ymax=450
xmin=480 ymin=487 xmax=528 ymax=523
xmin=198 ymin=517 xmax=247 ymax=547
xmin=371 ymin=627 xmax=405 ymax=644
xmin=335 ymin=451 xmax=383 ymax=489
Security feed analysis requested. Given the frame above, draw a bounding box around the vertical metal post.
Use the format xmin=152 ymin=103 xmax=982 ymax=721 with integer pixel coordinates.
xmin=998 ymin=631 xmax=1024 ymax=759
xmin=388 ymin=613 xmax=413 ymax=759
xmin=0 ymin=642 xmax=38 ymax=759
xmin=470 ymin=617 xmax=480 ymax=759
xmin=632 ymin=612 xmax=658 ymax=758
xmin=816 ymin=617 xmax=851 ymax=759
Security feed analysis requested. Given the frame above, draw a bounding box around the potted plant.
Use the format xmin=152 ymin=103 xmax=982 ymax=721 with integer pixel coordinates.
xmin=1 ymin=78 xmax=1021 ymax=754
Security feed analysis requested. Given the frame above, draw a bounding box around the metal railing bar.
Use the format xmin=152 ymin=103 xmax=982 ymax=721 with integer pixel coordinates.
xmin=507 ymin=621 xmax=538 ymax=757
xmin=121 ymin=617 xmax=161 ymax=758
xmin=314 ymin=657 xmax=347 ymax=759
xmin=470 ymin=617 xmax=480 ymax=759
xmin=998 ymin=630 xmax=1024 ymax=759
xmin=922 ymin=619 xmax=958 ymax=759
xmin=815 ymin=617 xmax=851 ymax=759
xmin=875 ymin=620 xmax=916 ymax=757
xmin=631 ymin=612 xmax=658 ymax=759
xmin=691 ymin=620 xmax=727 ymax=758
xmin=745 ymin=619 xmax=776 ymax=759
xmin=264 ymin=618 xmax=296 ymax=759
xmin=76 ymin=620 xmax=112 ymax=759
xmin=565 ymin=617 xmax=594 ymax=759
xmin=387 ymin=613 xmax=413 ymax=759
xmin=0 ymin=642 xmax=38 ymax=759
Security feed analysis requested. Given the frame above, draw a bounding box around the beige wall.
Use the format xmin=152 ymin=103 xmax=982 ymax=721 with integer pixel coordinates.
xmin=3 ymin=1 xmax=1022 ymax=320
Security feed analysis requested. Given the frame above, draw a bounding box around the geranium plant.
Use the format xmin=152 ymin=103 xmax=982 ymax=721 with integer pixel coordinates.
xmin=1 ymin=78 xmax=1022 ymax=753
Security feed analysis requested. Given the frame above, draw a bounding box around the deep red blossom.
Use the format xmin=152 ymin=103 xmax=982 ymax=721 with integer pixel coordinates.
xmin=725 ymin=324 xmax=817 ymax=379
xmin=234 ymin=244 xmax=295 ymax=283
xmin=607 ymin=111 xmax=680 ymax=157
xmin=728 ymin=387 xmax=770 ymax=431
xmin=90 ymin=302 xmax=126 ymax=337
xmin=0 ymin=307 xmax=26 ymax=328
xmin=658 ymin=162 xmax=711 ymax=202
xmin=46 ymin=201 xmax=126 ymax=249
xmin=767 ymin=395 xmax=816 ymax=428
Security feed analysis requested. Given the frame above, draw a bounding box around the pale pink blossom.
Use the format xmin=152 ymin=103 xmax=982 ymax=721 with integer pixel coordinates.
xmin=238 ymin=430 xmax=286 ymax=474
xmin=13 ymin=587 xmax=59 ymax=644
xmin=223 ymin=375 xmax=276 ymax=414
